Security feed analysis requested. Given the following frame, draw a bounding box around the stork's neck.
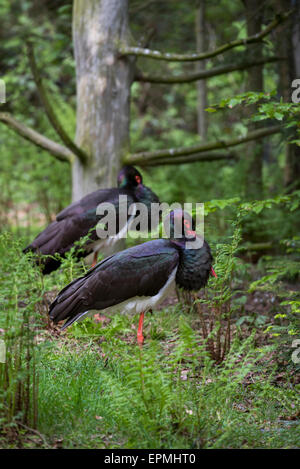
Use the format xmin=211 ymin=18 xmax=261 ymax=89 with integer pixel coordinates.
xmin=134 ymin=184 xmax=150 ymax=201
xmin=134 ymin=185 xmax=159 ymax=208
xmin=173 ymin=240 xmax=212 ymax=291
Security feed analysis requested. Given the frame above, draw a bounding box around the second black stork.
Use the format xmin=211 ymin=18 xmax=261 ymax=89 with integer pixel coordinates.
xmin=24 ymin=166 xmax=160 ymax=274
xmin=49 ymin=209 xmax=217 ymax=345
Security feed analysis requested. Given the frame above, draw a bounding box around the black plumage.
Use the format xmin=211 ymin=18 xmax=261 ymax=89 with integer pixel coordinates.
xmin=49 ymin=210 xmax=214 ymax=334
xmin=49 ymin=239 xmax=179 ymax=329
xmin=175 ymin=240 xmax=212 ymax=290
xmin=24 ymin=166 xmax=159 ymax=274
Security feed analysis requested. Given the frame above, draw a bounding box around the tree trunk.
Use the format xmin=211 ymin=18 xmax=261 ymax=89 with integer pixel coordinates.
xmin=275 ymin=0 xmax=300 ymax=191
xmin=288 ymin=0 xmax=300 ymax=191
xmin=243 ymin=0 xmax=264 ymax=200
xmin=72 ymin=0 xmax=132 ymax=201
xmin=195 ymin=0 xmax=208 ymax=139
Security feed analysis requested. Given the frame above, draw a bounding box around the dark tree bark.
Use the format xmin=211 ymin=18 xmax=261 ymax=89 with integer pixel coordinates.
xmin=195 ymin=0 xmax=208 ymax=139
xmin=275 ymin=0 xmax=300 ymax=191
xmin=243 ymin=0 xmax=264 ymax=200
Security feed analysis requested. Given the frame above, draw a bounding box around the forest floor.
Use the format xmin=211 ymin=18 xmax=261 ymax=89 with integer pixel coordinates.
xmin=1 ymin=279 xmax=299 ymax=450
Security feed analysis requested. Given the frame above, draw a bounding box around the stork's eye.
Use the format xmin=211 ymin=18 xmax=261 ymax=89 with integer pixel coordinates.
xmin=184 ymin=219 xmax=190 ymax=228
xmin=135 ymin=175 xmax=141 ymax=184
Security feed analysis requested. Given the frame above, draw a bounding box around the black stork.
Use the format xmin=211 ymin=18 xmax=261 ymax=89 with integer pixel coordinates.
xmin=24 ymin=166 xmax=160 ymax=274
xmin=49 ymin=209 xmax=217 ymax=346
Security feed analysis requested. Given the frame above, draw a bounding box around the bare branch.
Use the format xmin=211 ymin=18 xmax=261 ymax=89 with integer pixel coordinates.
xmin=27 ymin=42 xmax=89 ymax=164
xmin=129 ymin=0 xmax=161 ymax=14
xmin=121 ymin=11 xmax=291 ymax=62
xmin=124 ymin=125 xmax=282 ymax=165
xmin=136 ymin=152 xmax=237 ymax=166
xmin=0 ymin=112 xmax=74 ymax=163
xmin=134 ymin=56 xmax=284 ymax=84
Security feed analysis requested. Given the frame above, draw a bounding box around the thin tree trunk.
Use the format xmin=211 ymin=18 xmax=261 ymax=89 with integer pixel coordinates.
xmin=195 ymin=0 xmax=207 ymax=139
xmin=243 ymin=0 xmax=264 ymax=200
xmin=289 ymin=0 xmax=300 ymax=190
xmin=72 ymin=0 xmax=132 ymax=201
xmin=276 ymin=0 xmax=300 ymax=191
xmin=293 ymin=1 xmax=300 ymax=78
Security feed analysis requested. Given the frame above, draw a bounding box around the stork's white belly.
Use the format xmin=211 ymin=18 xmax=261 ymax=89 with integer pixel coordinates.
xmin=114 ymin=267 xmax=177 ymax=315
xmin=80 ymin=267 xmax=177 ymax=323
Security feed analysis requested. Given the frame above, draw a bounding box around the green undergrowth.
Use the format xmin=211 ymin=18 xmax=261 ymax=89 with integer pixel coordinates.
xmin=1 ymin=191 xmax=300 ymax=448
xmin=36 ymin=314 xmax=300 ymax=449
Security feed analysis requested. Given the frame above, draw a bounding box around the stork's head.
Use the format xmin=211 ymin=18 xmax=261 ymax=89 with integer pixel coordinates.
xmin=117 ymin=166 xmax=143 ymax=188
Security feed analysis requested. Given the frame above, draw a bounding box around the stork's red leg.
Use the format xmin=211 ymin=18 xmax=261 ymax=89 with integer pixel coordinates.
xmin=137 ymin=312 xmax=145 ymax=346
xmin=210 ymin=266 xmax=217 ymax=278
xmin=91 ymin=252 xmax=98 ymax=268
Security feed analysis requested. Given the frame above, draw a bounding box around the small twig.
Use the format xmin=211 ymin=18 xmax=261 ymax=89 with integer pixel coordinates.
xmin=221 ymin=306 xmax=231 ymax=361
xmin=193 ymin=294 xmax=208 ymax=339
xmin=216 ymin=305 xmax=222 ymax=363
xmin=17 ymin=421 xmax=50 ymax=448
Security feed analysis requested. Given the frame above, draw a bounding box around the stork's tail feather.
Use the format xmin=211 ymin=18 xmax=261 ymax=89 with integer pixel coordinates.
xmin=49 ymin=276 xmax=87 ymax=325
xmin=60 ymin=311 xmax=90 ymax=330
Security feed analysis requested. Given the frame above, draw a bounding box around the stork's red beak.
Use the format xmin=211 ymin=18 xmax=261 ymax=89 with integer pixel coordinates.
xmin=210 ymin=266 xmax=217 ymax=278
